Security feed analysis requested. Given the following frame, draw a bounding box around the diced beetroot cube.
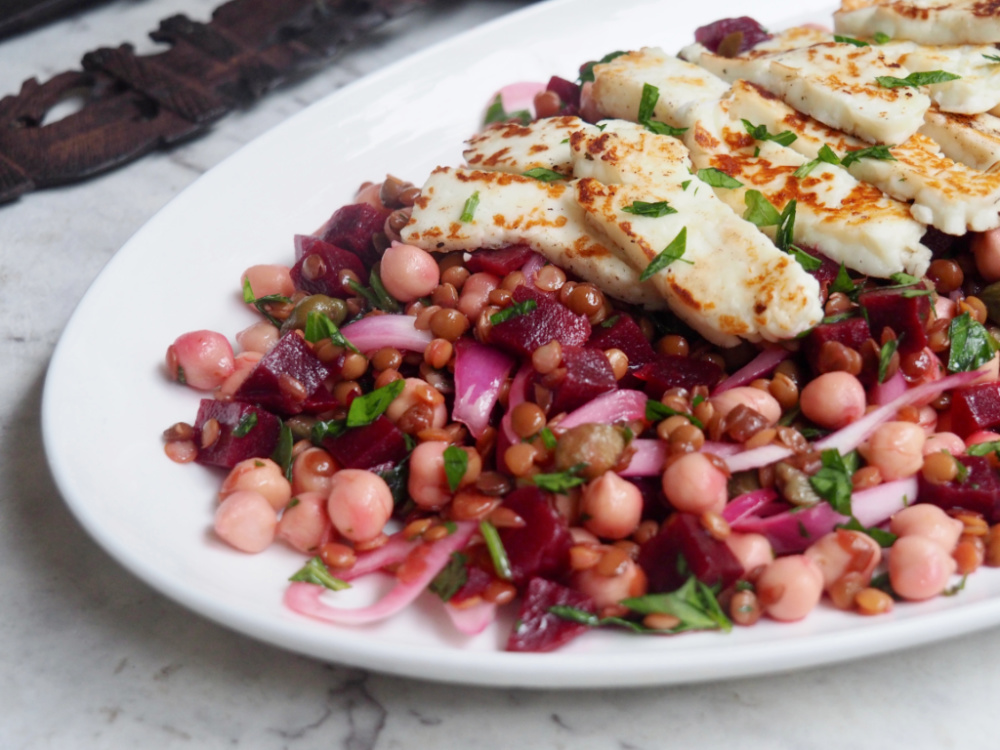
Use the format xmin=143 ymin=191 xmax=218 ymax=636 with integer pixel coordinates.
xmin=950 ymin=382 xmax=1000 ymax=437
xmin=465 ymin=245 xmax=535 ymax=276
xmin=587 ymin=313 xmax=656 ymax=369
xmin=316 ymin=203 xmax=390 ymax=267
xmin=922 ymin=228 xmax=969 ymax=259
xmin=498 ymin=486 xmax=573 ymax=586
xmin=291 ymin=235 xmax=368 ymax=298
xmin=628 ymin=476 xmax=671 ymax=523
xmin=637 ymin=513 xmax=744 ymax=593
xmin=546 ymin=76 xmax=581 ymax=108
xmin=694 ymin=16 xmax=772 ymax=54
xmin=801 ymin=316 xmax=871 ymax=372
xmin=193 ymin=399 xmax=281 ymax=468
xmin=320 ymin=415 xmax=408 ymax=470
xmin=541 ymin=346 xmax=616 ymax=415
xmin=858 ymin=287 xmax=931 ymax=355
xmin=808 ymin=252 xmax=842 ymax=301
xmin=632 ymin=354 xmax=722 ymax=399
xmin=918 ymin=455 xmax=1000 ymax=523
xmin=488 ymin=285 xmax=591 ymax=358
xmin=234 ymin=333 xmax=332 ymax=416
xmin=506 ymin=577 xmax=596 ymax=653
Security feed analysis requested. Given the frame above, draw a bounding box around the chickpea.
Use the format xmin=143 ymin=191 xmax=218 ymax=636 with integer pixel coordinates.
xmin=756 ymin=555 xmax=824 ymax=622
xmin=276 ymin=491 xmax=331 ymax=553
xmin=235 ymin=320 xmax=280 ymax=355
xmin=458 ymin=272 xmax=501 ymax=321
xmin=327 ymin=469 xmax=394 ymax=542
xmin=579 ymin=472 xmax=643 ymax=540
xmin=220 ymin=457 xmax=292 ymax=511
xmin=214 ymin=490 xmax=278 ymax=553
xmin=291 ymin=447 xmax=340 ymax=495
xmin=889 ymin=504 xmax=964 ymax=553
xmin=804 ymin=529 xmax=881 ymax=589
xmin=724 ymin=532 xmax=774 ymax=575
xmin=799 ymin=371 xmax=866 ymax=429
xmin=379 ymin=242 xmax=441 ymax=302
xmin=858 ymin=421 xmax=926 ymax=481
xmin=216 ymin=351 xmax=262 ymax=400
xmin=710 ymin=387 xmax=781 ymax=425
xmin=572 ymin=555 xmax=648 ymax=608
xmin=242 ymin=264 xmax=294 ymax=300
xmin=407 ymin=441 xmax=452 ymax=510
xmin=661 ymin=453 xmax=728 ymax=516
xmin=923 ymin=432 xmax=965 ymax=457
xmin=889 ymin=535 xmax=958 ymax=601
xmin=166 ymin=330 xmax=235 ymax=391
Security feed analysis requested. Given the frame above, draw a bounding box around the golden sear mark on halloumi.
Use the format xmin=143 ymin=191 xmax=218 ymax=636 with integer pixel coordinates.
xmin=726 ymin=81 xmax=1000 ymax=234
xmin=835 ymin=0 xmax=1000 ymax=45
xmin=921 ymin=107 xmax=1000 ymax=172
xmin=463 ymin=116 xmax=583 ymax=176
xmin=401 ymin=166 xmax=665 ymax=309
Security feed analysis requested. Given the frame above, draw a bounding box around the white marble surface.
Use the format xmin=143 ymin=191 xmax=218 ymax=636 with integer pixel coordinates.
xmin=2 ymin=0 xmax=1000 ymax=747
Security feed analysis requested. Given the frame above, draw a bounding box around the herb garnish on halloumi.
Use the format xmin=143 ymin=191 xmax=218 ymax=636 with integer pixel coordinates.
xmin=400 ymin=167 xmax=665 ymax=309
xmin=834 ymin=0 xmax=1000 ymax=46
xmin=567 ymin=121 xmax=823 ymax=345
xmin=726 ymin=81 xmax=1000 ymax=234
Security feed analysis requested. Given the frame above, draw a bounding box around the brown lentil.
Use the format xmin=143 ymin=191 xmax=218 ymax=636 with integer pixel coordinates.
xmin=403 ymin=518 xmax=433 ymax=540
xmin=379 ymin=175 xmax=411 ymax=207
xmin=744 ymin=427 xmax=777 ymax=450
xmin=441 ymin=264 xmax=470 ymax=290
xmin=164 ymin=440 xmax=197 ymax=463
xmin=501 ymin=270 xmax=527 ymax=291
xmin=927 ymin=318 xmax=951 ymax=353
xmin=397 ymin=403 xmax=435 ymax=434
xmin=926 ymin=258 xmax=964 ymax=294
xmin=482 ymin=580 xmax=517 ymax=606
xmin=450 ymin=490 xmax=500 ymax=521
xmin=200 ymin=418 xmax=221 ymax=449
xmin=921 ymin=452 xmax=959 ymax=485
xmin=854 ymin=587 xmax=894 ymax=616
xmin=510 ymin=402 xmax=547 ymax=439
xmin=534 ymin=264 xmax=567 ymax=292
xmin=851 ymin=465 xmax=883 ymax=491
xmin=900 ymin=348 xmax=934 ymax=379
xmin=300 ymin=253 xmax=327 ymax=281
xmin=749 ymin=378 xmax=771 ymax=392
xmin=431 ymin=282 xmax=459 ymax=309
xmin=429 ymin=308 xmax=470 ymax=341
xmin=314 ymin=340 xmax=345 ymax=363
xmin=960 ymin=295 xmax=989 ymax=325
xmin=818 ymin=340 xmax=863 ymax=375
xmin=950 ymin=509 xmax=990 ymax=536
xmin=333 ymin=380 xmax=362 ymax=404
xmin=566 ymin=283 xmax=605 ymax=319
xmin=532 ymin=339 xmax=563 ymax=375
xmin=729 ymin=589 xmax=762 ymax=626
xmin=643 ymin=613 xmax=682 ymax=631
xmin=337 ymin=268 xmax=361 ymax=296
xmin=504 ymin=442 xmax=538 ymax=477
xmin=669 ymin=423 xmax=705 ymax=454
xmin=824 ymin=292 xmax=853 ymax=316
xmin=985 ymin=525 xmax=1000 ymax=567
xmin=476 ymin=470 xmax=513 ymax=496
xmin=475 ymin=426 xmax=497 ymax=461
xmin=692 ymin=399 xmax=715 ymax=427
xmin=423 ymin=524 xmax=451 ymax=542
xmin=384 ymin=209 xmax=411 ymax=240
xmin=320 ymin=542 xmax=357 ymax=570
xmin=374 ymin=368 xmax=403 ymax=389
xmin=612 ymin=539 xmax=640 ymax=560
xmin=769 ymin=372 xmax=799 ymax=411
xmin=954 ymin=535 xmax=985 ymax=575
xmin=700 ymin=511 xmax=731 ymax=541
xmin=424 ymin=338 xmax=454 ymax=370
xmin=339 ymin=352 xmax=369 ymax=382
xmin=487 ymin=506 xmax=526 ymax=529
xmin=656 ymin=334 xmax=690 ymax=357
xmin=596 ymin=546 xmax=630 ymax=577
xmin=354 ymin=532 xmax=389 ymax=552
xmin=414 ymin=304 xmax=441 ymax=331
xmin=163 ymin=422 xmax=194 ymax=442
xmin=533 ymin=89 xmax=562 ymax=118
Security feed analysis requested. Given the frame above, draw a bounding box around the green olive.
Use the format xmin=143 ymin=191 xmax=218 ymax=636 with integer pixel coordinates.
xmin=554 ymin=424 xmax=627 ymax=480
xmin=281 ymin=294 xmax=348 ymax=333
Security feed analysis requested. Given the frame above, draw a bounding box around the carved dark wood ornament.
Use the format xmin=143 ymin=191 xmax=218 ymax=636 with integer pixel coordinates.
xmin=0 ymin=0 xmax=429 ymax=204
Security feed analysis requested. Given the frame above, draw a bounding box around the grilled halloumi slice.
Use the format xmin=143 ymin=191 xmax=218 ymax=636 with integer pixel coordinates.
xmin=727 ymin=81 xmax=1000 ymax=234
xmin=684 ymin=99 xmax=931 ymax=277
xmin=681 ymin=41 xmax=932 ymax=145
xmin=921 ymin=108 xmax=1000 ymax=172
xmin=568 ymin=122 xmax=823 ymax=345
xmin=834 ymin=0 xmax=1000 ymax=46
xmin=400 ymin=167 xmax=665 ymax=308
xmin=462 ymin=116 xmax=580 ymax=176
xmin=880 ymin=41 xmax=1000 ymax=115
xmin=590 ymin=47 xmax=730 ymax=130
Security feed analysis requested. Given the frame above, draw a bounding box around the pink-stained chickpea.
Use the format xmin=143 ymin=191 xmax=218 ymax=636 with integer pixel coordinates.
xmin=291 ymin=447 xmax=340 ymax=495
xmin=710 ymin=387 xmax=781 ymax=425
xmin=661 ymin=453 xmax=728 ymax=515
xmin=379 ymin=242 xmax=441 ymax=302
xmin=972 ymin=228 xmax=1000 ymax=283
xmin=166 ymin=330 xmax=235 ymax=391
xmin=906 ymin=348 xmax=946 ymax=404
xmin=579 ymin=471 xmax=643 ymax=540
xmin=276 ymin=491 xmax=332 ymax=553
xmin=214 ymin=490 xmax=278 ymax=553
xmin=724 ymin=532 xmax=774 ymax=575
xmin=756 ymin=555 xmax=824 ymax=622
xmin=923 ymin=431 xmax=965 ymax=456
xmin=579 ymin=81 xmax=602 ymax=122
xmin=235 ymin=320 xmax=280 ymax=354
xmin=354 ymin=181 xmax=383 ymax=209
xmin=242 ymin=264 xmax=294 ymax=300
xmin=889 ymin=535 xmax=958 ymax=601
xmin=890 ymin=504 xmax=964 ymax=553
xmin=572 ymin=556 xmax=648 ymax=608
xmin=385 ymin=377 xmax=447 ymax=429
xmin=972 ymin=354 xmax=1000 ymax=385
xmin=916 ymin=405 xmax=938 ymax=436
xmin=804 ymin=529 xmax=881 ymax=589
xmin=216 ymin=351 xmax=262 ymax=400
xmin=407 ymin=441 xmax=452 ymax=510
xmin=858 ymin=421 xmax=926 ymax=481
xmin=220 ymin=457 xmax=293 ymax=511
xmin=799 ymin=371 xmax=866 ymax=429
xmin=457 ymin=272 xmax=501 ymax=321
xmin=326 ymin=469 xmax=394 ymax=542
xmin=967 ymin=430 xmax=1000 ymax=449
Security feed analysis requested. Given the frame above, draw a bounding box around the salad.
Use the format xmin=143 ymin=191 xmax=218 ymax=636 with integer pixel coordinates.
xmin=161 ymin=4 xmax=1000 ymax=653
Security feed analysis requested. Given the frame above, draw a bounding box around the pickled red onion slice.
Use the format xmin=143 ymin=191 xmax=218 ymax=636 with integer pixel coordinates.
xmin=341 ymin=314 xmax=433 ymax=353
xmin=453 ymin=340 xmax=515 ymax=439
